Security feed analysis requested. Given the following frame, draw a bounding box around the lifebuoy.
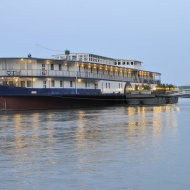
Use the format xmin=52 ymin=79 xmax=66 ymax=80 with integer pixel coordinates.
xmin=42 ymin=70 xmax=47 ymax=75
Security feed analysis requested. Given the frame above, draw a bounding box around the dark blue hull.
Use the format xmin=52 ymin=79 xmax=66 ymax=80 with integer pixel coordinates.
xmin=0 ymin=85 xmax=101 ymax=96
xmin=0 ymin=85 xmax=127 ymax=110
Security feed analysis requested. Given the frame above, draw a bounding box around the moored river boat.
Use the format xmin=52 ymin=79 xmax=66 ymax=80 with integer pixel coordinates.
xmin=0 ymin=53 xmax=177 ymax=110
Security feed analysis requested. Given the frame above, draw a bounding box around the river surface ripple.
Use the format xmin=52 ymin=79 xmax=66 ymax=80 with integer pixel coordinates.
xmin=0 ymin=99 xmax=190 ymax=190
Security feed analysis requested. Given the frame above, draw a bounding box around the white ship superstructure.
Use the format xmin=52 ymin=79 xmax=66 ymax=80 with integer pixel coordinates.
xmin=0 ymin=53 xmax=161 ymax=95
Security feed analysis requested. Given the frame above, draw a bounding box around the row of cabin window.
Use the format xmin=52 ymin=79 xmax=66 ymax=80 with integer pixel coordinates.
xmin=119 ymin=83 xmax=123 ymax=88
xmin=79 ymin=66 xmax=132 ymax=76
xmin=46 ymin=64 xmax=132 ymax=76
xmin=8 ymin=80 xmax=123 ymax=89
xmin=18 ymin=80 xmax=91 ymax=88
xmin=42 ymin=64 xmax=62 ymax=70
xmin=105 ymin=83 xmax=110 ymax=89
xmin=115 ymin=61 xmax=135 ymax=65
xmin=104 ymin=83 xmax=123 ymax=89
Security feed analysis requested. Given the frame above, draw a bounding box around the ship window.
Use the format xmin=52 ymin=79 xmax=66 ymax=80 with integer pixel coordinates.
xmin=51 ymin=80 xmax=55 ymax=87
xmin=42 ymin=64 xmax=45 ymax=70
xmin=119 ymin=83 xmax=120 ymax=88
xmin=43 ymin=80 xmax=46 ymax=88
xmin=50 ymin=64 xmax=54 ymax=70
xmin=85 ymin=81 xmax=87 ymax=88
xmin=27 ymin=81 xmax=32 ymax=87
xmin=60 ymin=81 xmax=63 ymax=87
xmin=127 ymin=62 xmax=129 ymax=65
xmin=131 ymin=62 xmax=133 ymax=65
xmin=20 ymin=81 xmax=25 ymax=87
xmin=20 ymin=63 xmax=25 ymax=69
xmin=70 ymin=81 xmax=73 ymax=87
xmin=118 ymin=62 xmax=121 ymax=65
xmin=27 ymin=63 xmax=32 ymax=69
xmin=94 ymin=83 xmax=98 ymax=89
xmin=123 ymin=62 xmax=125 ymax=65
xmin=9 ymin=81 xmax=14 ymax=86
xmin=109 ymin=83 xmax=110 ymax=88
xmin=59 ymin=64 xmax=62 ymax=70
xmin=106 ymin=83 xmax=107 ymax=88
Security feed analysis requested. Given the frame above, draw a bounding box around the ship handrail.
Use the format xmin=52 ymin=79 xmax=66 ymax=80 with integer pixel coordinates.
xmin=0 ymin=69 xmax=158 ymax=84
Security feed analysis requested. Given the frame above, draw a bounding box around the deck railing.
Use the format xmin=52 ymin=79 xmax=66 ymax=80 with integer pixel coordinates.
xmin=0 ymin=69 xmax=159 ymax=84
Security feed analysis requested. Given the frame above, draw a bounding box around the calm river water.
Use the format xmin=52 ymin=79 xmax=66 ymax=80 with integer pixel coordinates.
xmin=0 ymin=99 xmax=190 ymax=190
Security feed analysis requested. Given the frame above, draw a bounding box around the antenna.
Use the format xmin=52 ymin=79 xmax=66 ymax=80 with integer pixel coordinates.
xmin=35 ymin=44 xmax=65 ymax=53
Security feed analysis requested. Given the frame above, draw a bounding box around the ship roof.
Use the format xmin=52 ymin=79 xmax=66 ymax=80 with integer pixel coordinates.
xmin=0 ymin=57 xmax=161 ymax=74
xmin=52 ymin=53 xmax=143 ymax=62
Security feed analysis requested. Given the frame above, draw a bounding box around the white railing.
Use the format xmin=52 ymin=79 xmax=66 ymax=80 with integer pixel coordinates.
xmin=0 ymin=69 xmax=157 ymax=83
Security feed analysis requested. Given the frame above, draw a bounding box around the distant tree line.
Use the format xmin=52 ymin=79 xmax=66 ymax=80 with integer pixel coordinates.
xmin=133 ymin=83 xmax=176 ymax=91
xmin=134 ymin=84 xmax=151 ymax=91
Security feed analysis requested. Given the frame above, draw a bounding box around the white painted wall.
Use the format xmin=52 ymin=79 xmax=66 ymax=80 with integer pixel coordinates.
xmin=98 ymin=80 xmax=126 ymax=94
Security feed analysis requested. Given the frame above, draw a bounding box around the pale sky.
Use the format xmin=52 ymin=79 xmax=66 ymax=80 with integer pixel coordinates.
xmin=0 ymin=0 xmax=190 ymax=86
